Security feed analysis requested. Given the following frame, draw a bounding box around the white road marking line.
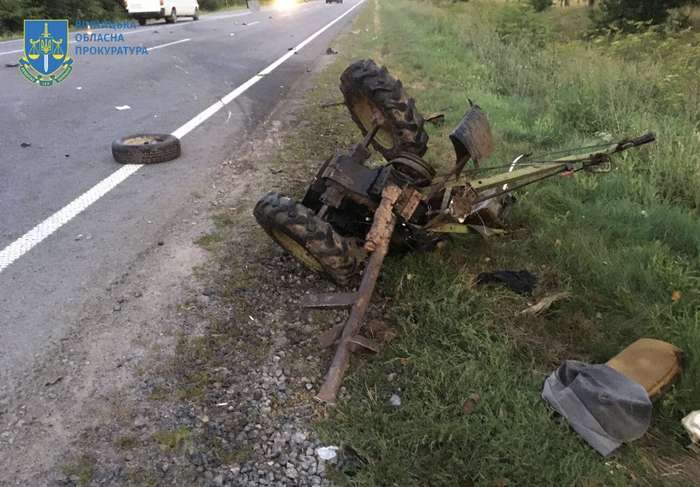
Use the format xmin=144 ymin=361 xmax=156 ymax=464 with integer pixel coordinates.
xmin=148 ymin=38 xmax=191 ymax=51
xmin=245 ymin=21 xmax=261 ymax=26
xmin=0 ymin=0 xmax=366 ymax=275
xmin=0 ymin=165 xmax=141 ymax=273
xmin=0 ymin=49 xmax=22 ymax=57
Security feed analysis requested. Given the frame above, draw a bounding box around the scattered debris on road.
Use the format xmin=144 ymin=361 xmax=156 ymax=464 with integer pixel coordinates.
xmin=20 ymin=142 xmax=31 ymax=148
xmin=44 ymin=376 xmax=63 ymax=387
xmin=325 ymin=47 xmax=338 ymax=55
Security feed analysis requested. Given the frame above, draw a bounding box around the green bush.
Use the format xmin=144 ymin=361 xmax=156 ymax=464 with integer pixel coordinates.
xmin=591 ymin=0 xmax=684 ymax=32
xmin=495 ymin=2 xmax=551 ymax=47
xmin=198 ymin=0 xmax=248 ymax=10
xmin=528 ymin=0 xmax=552 ymax=12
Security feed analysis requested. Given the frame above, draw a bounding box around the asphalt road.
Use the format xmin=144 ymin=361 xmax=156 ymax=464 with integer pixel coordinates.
xmin=0 ymin=0 xmax=365 ymax=397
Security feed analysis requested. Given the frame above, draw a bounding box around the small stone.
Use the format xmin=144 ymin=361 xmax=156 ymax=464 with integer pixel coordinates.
xmin=390 ymin=394 xmax=401 ymax=407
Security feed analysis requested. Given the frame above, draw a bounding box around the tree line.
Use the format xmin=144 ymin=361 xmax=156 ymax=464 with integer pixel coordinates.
xmin=528 ymin=0 xmax=699 ymax=31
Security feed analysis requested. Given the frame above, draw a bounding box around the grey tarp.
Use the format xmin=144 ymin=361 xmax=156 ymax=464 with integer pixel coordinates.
xmin=542 ymin=360 xmax=652 ymax=456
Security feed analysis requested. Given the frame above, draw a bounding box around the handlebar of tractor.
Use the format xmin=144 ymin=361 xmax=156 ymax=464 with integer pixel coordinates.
xmin=442 ymin=131 xmax=656 ymax=201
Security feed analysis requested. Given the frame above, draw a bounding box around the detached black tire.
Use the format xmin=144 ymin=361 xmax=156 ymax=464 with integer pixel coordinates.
xmin=254 ymin=192 xmax=361 ymax=286
xmin=111 ymin=134 xmax=181 ymax=164
xmin=340 ymin=59 xmax=428 ymax=161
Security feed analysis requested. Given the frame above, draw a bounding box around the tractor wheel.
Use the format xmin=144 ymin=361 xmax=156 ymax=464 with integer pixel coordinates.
xmin=254 ymin=192 xmax=363 ymax=286
xmin=340 ymin=59 xmax=428 ymax=161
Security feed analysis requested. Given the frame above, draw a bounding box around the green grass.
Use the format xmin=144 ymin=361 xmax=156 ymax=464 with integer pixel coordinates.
xmin=61 ymin=455 xmax=96 ymax=486
xmin=153 ymin=426 xmax=191 ymax=451
xmin=309 ymin=0 xmax=700 ymax=485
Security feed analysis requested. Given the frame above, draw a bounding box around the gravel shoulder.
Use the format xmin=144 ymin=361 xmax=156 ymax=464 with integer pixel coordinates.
xmin=0 ymin=9 xmax=374 ymax=486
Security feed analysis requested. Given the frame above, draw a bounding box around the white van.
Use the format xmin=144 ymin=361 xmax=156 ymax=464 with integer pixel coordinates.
xmin=126 ymin=0 xmax=201 ymax=25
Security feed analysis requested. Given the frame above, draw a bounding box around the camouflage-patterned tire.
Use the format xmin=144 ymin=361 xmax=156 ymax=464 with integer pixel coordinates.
xmin=253 ymin=192 xmax=362 ymax=286
xmin=340 ymin=59 xmax=429 ymax=161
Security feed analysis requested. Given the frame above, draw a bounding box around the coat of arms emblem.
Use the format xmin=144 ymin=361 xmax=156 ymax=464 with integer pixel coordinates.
xmin=20 ymin=20 xmax=73 ymax=86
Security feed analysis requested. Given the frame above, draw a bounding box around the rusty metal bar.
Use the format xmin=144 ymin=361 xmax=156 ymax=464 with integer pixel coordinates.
xmin=316 ymin=185 xmax=401 ymax=404
xmin=300 ymin=292 xmax=359 ymax=309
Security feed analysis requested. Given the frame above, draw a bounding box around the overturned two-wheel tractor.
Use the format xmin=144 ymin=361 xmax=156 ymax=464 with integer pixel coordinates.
xmin=254 ymin=58 xmax=655 ymax=403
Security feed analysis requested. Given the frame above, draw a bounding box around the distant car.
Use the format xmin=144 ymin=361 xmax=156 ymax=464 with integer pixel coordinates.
xmin=125 ymin=0 xmax=200 ymax=25
xmin=325 ymin=0 xmax=343 ymax=3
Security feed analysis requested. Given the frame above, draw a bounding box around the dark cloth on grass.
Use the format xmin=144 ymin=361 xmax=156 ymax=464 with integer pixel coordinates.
xmin=475 ymin=270 xmax=537 ymax=295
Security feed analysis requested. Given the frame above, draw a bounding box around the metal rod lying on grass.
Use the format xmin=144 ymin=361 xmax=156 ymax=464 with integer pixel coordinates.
xmin=316 ymin=185 xmax=402 ymax=404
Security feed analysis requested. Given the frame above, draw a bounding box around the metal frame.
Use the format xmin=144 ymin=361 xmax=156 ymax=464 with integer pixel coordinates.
xmin=294 ymin=108 xmax=655 ymax=403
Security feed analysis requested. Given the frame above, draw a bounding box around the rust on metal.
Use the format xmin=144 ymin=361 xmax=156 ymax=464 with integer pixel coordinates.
xmin=396 ymin=187 xmax=422 ymax=221
xmin=348 ymin=335 xmax=380 ymax=353
xmin=449 ymin=104 xmax=494 ymax=165
xmin=316 ymin=185 xmax=401 ymax=404
xmin=300 ymin=292 xmax=359 ymax=309
xmin=364 ymin=184 xmax=402 ymax=252
xmin=318 ymin=323 xmax=344 ymax=349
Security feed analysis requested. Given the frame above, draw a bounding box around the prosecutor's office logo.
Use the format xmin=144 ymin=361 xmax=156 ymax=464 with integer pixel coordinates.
xmin=20 ymin=20 xmax=73 ymax=87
